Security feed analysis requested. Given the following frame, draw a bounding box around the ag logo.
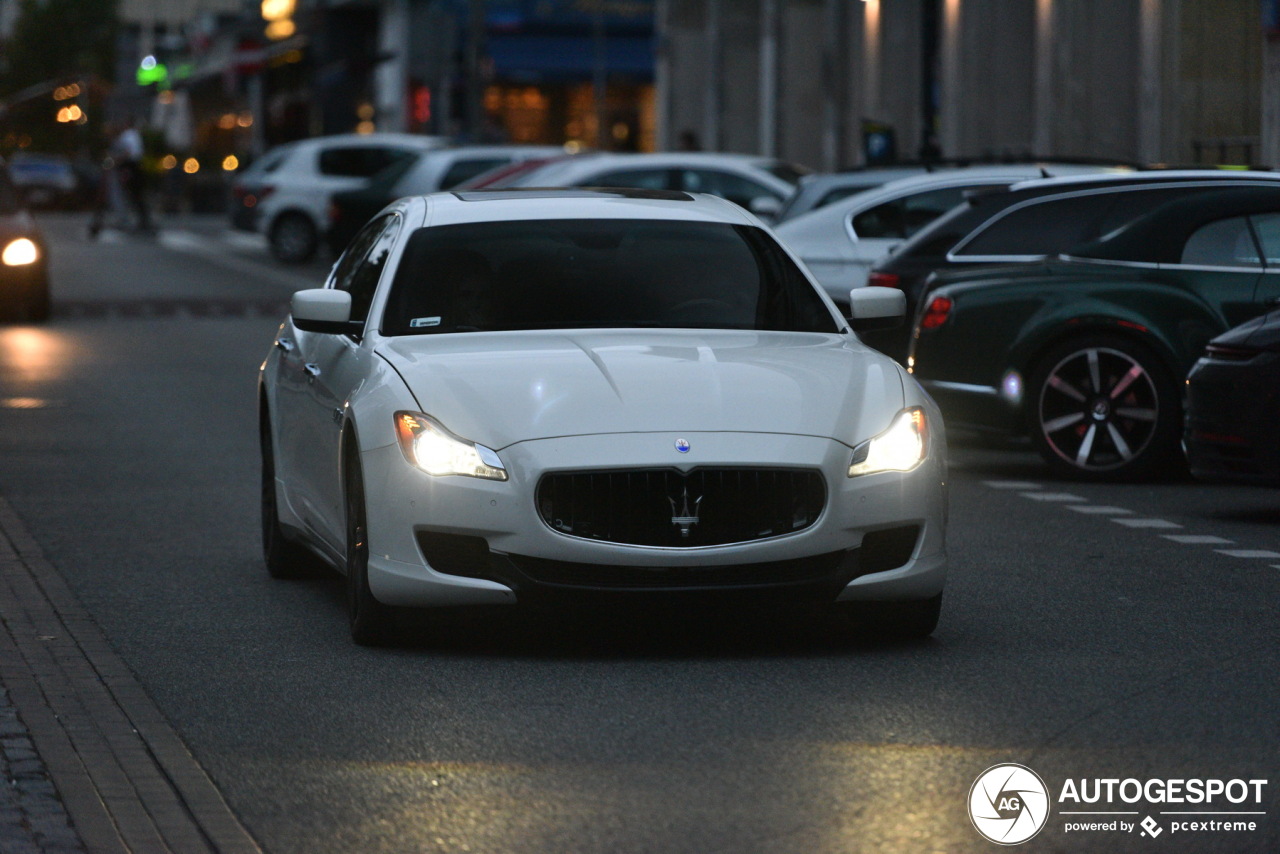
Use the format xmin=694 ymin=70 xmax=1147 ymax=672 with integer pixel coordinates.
xmin=968 ymin=763 xmax=1050 ymax=845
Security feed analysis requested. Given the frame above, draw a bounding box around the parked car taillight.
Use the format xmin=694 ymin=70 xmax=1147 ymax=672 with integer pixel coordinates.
xmin=236 ymin=185 xmax=274 ymax=208
xmin=328 ymin=201 xmax=342 ymax=225
xmin=868 ymin=271 xmax=901 ymax=289
xmin=920 ymin=296 xmax=953 ymax=329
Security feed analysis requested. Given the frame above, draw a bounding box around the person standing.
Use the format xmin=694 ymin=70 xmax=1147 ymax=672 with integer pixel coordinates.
xmin=114 ymin=116 xmax=154 ymax=233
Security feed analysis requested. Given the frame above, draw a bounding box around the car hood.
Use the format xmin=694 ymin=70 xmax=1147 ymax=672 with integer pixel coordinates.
xmin=377 ymin=330 xmax=904 ymax=450
xmin=1212 ymin=307 xmax=1280 ymax=352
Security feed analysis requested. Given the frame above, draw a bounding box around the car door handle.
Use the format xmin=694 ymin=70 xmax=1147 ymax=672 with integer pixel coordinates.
xmin=275 ymin=337 xmax=295 ymax=352
xmin=304 ymin=363 xmax=321 ymax=381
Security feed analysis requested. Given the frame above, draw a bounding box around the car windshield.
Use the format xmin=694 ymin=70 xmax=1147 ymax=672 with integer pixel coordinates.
xmin=381 ymin=218 xmax=839 ymax=336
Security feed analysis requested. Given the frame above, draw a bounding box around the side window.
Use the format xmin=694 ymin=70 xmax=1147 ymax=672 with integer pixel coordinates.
xmin=958 ymin=195 xmax=1110 ymax=256
xmin=318 ymin=146 xmax=414 ymax=178
xmin=682 ymin=169 xmax=777 ymax=208
xmin=1180 ymin=216 xmax=1261 ymax=268
xmin=1093 ymin=187 xmax=1201 ymax=234
xmin=851 ymin=199 xmax=906 ymax=239
xmin=852 ymin=187 xmax=972 ymax=240
xmin=1248 ymin=213 xmax=1280 ymax=266
xmin=591 ymin=168 xmax=674 ymax=190
xmin=333 ymin=215 xmax=401 ymax=324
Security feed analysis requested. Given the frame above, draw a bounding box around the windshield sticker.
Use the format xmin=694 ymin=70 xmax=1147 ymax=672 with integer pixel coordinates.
xmin=409 ymin=317 xmax=442 ymax=328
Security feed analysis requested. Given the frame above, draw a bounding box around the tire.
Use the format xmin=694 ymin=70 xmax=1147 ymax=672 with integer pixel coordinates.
xmin=344 ymin=448 xmax=398 ymax=645
xmin=269 ymin=212 xmax=318 ymax=264
xmin=1026 ymin=335 xmax=1182 ymax=481
xmin=260 ymin=413 xmax=322 ymax=579
xmin=833 ymin=594 xmax=942 ymax=640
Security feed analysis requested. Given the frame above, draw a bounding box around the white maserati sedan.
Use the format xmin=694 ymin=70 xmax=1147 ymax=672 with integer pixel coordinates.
xmin=258 ymin=188 xmax=948 ymax=644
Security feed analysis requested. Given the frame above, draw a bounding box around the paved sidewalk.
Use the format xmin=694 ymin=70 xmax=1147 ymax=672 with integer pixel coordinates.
xmin=0 ymin=496 xmax=261 ymax=854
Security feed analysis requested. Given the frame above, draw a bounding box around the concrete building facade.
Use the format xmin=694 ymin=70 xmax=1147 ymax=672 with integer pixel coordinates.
xmin=658 ymin=0 xmax=1268 ymax=171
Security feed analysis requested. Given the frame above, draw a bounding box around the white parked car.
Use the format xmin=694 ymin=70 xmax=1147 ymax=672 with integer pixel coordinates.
xmin=489 ymin=151 xmax=808 ymax=220
xmin=258 ymin=188 xmax=949 ymax=644
xmin=774 ymin=164 xmax=1122 ymax=305
xmin=325 ymin=145 xmax=566 ymax=255
xmin=231 ymin=132 xmax=448 ymax=263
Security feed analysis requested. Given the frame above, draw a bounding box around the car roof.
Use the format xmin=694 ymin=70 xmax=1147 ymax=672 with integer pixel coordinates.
xmin=775 ymin=164 xmax=1123 ymax=231
xmin=290 ymin=132 xmax=450 ymax=150
xmin=507 ymin=151 xmax=793 ymax=185
xmin=1070 ymin=186 xmax=1280 ymax=264
xmin=413 ymin=187 xmax=757 ymax=227
xmin=1003 ymin=168 xmax=1280 ymax=195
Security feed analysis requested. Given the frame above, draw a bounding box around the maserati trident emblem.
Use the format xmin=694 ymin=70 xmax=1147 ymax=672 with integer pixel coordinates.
xmin=668 ymin=486 xmax=703 ymax=538
xmin=674 ymin=438 xmax=691 ymax=453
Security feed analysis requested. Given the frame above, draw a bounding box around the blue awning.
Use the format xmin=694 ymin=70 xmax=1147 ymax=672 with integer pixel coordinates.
xmin=487 ymin=34 xmax=654 ymax=82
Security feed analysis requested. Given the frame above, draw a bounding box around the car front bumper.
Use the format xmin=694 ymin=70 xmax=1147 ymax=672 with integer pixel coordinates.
xmin=1183 ymin=353 xmax=1280 ymax=485
xmin=360 ymin=430 xmax=948 ymax=608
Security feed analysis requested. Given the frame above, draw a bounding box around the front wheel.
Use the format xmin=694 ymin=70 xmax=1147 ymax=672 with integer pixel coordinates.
xmin=345 ymin=450 xmax=398 ymax=645
xmin=1027 ymin=335 xmax=1182 ymax=481
xmin=261 ymin=414 xmax=322 ymax=579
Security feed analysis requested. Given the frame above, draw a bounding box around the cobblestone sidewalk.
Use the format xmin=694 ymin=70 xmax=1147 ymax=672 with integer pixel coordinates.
xmin=0 ymin=495 xmax=261 ymax=854
xmin=0 ymin=687 xmax=83 ymax=853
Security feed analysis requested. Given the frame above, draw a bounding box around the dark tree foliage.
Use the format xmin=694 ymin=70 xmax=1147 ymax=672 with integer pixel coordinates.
xmin=0 ymin=0 xmax=120 ymax=95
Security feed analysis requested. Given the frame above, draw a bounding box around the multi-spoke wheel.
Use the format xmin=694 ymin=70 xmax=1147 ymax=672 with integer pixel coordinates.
xmin=1028 ymin=336 xmax=1181 ymax=480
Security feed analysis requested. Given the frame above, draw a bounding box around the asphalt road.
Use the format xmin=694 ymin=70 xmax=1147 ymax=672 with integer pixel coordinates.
xmin=0 ymin=213 xmax=1276 ymax=853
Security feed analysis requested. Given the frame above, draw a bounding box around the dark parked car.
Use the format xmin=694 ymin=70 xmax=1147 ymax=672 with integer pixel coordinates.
xmin=0 ymin=160 xmax=51 ymax=322
xmin=863 ymin=170 xmax=1280 ymax=363
xmin=1184 ymin=307 xmax=1280 ymax=485
xmin=7 ymin=152 xmax=82 ymax=209
xmin=907 ymin=186 xmax=1280 ymax=480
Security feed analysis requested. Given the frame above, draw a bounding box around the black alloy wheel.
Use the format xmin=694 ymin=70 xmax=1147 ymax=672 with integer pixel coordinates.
xmin=833 ymin=593 xmax=943 ymax=641
xmin=1028 ymin=335 xmax=1181 ymax=480
xmin=269 ymin=212 xmax=318 ymax=264
xmin=345 ymin=448 xmax=397 ymax=645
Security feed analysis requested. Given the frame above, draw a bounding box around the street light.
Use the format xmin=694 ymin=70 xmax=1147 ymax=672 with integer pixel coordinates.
xmin=262 ymin=0 xmax=296 ymax=41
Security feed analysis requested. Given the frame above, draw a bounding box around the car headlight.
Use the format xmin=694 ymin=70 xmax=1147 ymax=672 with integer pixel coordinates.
xmin=848 ymin=407 xmax=928 ymax=476
xmin=2 ymin=238 xmax=39 ymax=266
xmin=394 ymin=412 xmax=507 ymax=481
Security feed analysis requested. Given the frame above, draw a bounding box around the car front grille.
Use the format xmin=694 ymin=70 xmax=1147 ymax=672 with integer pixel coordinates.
xmin=536 ymin=467 xmax=826 ymax=548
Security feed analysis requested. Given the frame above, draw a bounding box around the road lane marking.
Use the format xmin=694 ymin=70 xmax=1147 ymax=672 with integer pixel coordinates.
xmin=1112 ymin=518 xmax=1182 ymax=529
xmin=991 ymin=478 xmax=1279 ymax=558
xmin=1020 ymin=492 xmax=1087 ymax=502
xmin=1065 ymin=505 xmax=1134 ymax=515
xmin=159 ymin=229 xmax=319 ymax=291
xmin=983 ymin=480 xmax=1042 ymax=489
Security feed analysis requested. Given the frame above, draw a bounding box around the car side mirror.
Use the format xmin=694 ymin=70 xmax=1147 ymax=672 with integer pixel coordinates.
xmin=292 ymin=289 xmax=362 ymax=334
xmin=847 ymin=287 xmax=905 ymax=331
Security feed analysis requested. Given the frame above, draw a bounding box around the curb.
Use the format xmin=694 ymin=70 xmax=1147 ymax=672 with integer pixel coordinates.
xmin=0 ymin=495 xmax=261 ymax=854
